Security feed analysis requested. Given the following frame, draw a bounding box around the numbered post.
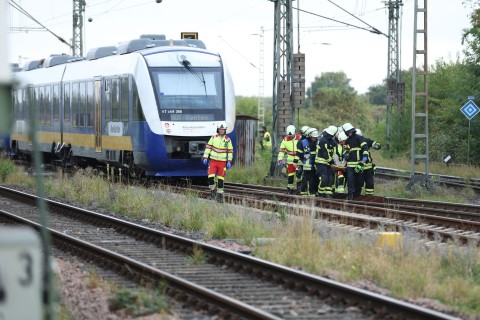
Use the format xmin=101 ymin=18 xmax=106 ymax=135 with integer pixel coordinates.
xmin=0 ymin=227 xmax=43 ymax=320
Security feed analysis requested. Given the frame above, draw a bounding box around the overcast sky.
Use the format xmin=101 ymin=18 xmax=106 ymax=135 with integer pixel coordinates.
xmin=6 ymin=0 xmax=473 ymax=96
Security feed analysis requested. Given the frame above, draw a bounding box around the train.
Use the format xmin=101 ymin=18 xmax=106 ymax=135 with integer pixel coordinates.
xmin=4 ymin=35 xmax=236 ymax=178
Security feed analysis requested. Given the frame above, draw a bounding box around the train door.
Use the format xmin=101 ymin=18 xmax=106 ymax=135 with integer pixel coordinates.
xmin=94 ymin=77 xmax=102 ymax=152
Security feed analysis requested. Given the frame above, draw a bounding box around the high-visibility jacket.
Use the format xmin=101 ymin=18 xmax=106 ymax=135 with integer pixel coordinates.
xmin=277 ymin=134 xmax=301 ymax=164
xmin=203 ymin=134 xmax=233 ymax=162
xmin=262 ymin=131 xmax=272 ymax=148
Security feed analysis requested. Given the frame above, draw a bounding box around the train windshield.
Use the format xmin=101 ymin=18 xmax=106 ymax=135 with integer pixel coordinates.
xmin=151 ymin=67 xmax=224 ymax=121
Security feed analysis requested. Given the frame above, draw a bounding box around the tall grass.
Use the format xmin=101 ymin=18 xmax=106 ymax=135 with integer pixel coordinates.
xmin=2 ymin=160 xmax=480 ymax=317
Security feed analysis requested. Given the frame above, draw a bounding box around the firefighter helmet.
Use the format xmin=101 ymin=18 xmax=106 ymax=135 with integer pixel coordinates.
xmin=286 ymin=125 xmax=296 ymax=136
xmin=309 ymin=128 xmax=319 ymax=138
xmin=338 ymin=131 xmax=348 ymax=142
xmin=217 ymin=122 xmax=227 ymax=133
xmin=325 ymin=125 xmax=338 ymax=137
xmin=300 ymin=126 xmax=310 ymax=135
xmin=356 ymin=128 xmax=362 ymax=136
xmin=342 ymin=123 xmax=356 ymax=135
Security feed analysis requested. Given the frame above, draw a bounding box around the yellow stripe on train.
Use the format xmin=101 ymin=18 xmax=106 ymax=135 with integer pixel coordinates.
xmin=11 ymin=132 xmax=133 ymax=151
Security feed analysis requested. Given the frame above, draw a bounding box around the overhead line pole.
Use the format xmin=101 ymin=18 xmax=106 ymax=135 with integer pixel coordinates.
xmin=73 ymin=0 xmax=86 ymax=57
xmin=268 ymin=0 xmax=294 ymax=177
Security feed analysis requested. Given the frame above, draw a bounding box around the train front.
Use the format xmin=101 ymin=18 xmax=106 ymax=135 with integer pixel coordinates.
xmin=140 ymin=47 xmax=236 ymax=177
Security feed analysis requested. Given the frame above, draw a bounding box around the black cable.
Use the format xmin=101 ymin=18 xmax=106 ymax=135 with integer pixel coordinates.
xmin=293 ymin=5 xmax=387 ymax=37
xmin=8 ymin=0 xmax=73 ymax=48
xmin=327 ymin=0 xmax=387 ymax=37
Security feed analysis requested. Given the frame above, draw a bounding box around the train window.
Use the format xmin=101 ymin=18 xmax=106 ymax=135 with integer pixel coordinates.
xmin=87 ymin=81 xmax=94 ymax=127
xmin=72 ymin=82 xmax=79 ymax=127
xmin=112 ymin=78 xmax=120 ymax=121
xmin=38 ymin=86 xmax=45 ymax=126
xmin=79 ymin=82 xmax=86 ymax=127
xmin=53 ymin=84 xmax=59 ymax=121
xmin=45 ymin=85 xmax=51 ymax=126
xmin=121 ymin=77 xmax=128 ymax=121
xmin=64 ymin=83 xmax=71 ymax=122
xmin=132 ymin=80 xmax=145 ymax=121
xmin=105 ymin=79 xmax=112 ymax=121
xmin=151 ymin=67 xmax=224 ymax=121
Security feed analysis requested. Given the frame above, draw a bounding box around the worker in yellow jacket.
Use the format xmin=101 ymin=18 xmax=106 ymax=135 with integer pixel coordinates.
xmin=202 ymin=122 xmax=234 ymax=203
xmin=277 ymin=125 xmax=301 ymax=194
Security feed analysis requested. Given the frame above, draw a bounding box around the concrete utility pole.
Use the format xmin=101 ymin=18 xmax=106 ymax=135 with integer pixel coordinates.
xmin=72 ymin=0 xmax=86 ymax=57
xmin=268 ymin=0 xmax=294 ymax=177
xmin=406 ymin=0 xmax=430 ymax=191
xmin=385 ymin=0 xmax=405 ymax=151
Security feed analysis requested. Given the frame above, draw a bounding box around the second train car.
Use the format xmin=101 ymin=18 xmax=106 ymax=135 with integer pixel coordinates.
xmin=9 ymin=36 xmax=236 ymax=178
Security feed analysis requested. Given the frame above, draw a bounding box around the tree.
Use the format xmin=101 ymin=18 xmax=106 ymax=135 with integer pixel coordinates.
xmin=367 ymin=82 xmax=387 ymax=105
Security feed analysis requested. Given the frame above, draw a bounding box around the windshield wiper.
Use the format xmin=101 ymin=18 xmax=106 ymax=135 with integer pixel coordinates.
xmin=181 ymin=59 xmax=207 ymax=97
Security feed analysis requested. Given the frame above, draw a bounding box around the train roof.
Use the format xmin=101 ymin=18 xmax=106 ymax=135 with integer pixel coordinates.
xmin=20 ymin=36 xmax=210 ymax=71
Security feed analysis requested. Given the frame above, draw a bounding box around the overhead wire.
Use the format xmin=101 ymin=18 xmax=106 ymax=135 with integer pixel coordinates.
xmin=8 ymin=0 xmax=72 ymax=48
xmin=326 ymin=0 xmax=387 ymax=37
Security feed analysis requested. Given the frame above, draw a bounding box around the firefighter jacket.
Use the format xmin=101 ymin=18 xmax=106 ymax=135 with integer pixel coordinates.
xmin=315 ymin=133 xmax=337 ymax=166
xmin=278 ymin=133 xmax=301 ymax=164
xmin=203 ymin=134 xmax=233 ymax=162
xmin=295 ymin=137 xmax=317 ymax=171
xmin=345 ymin=133 xmax=369 ymax=168
xmin=361 ymin=136 xmax=379 ymax=169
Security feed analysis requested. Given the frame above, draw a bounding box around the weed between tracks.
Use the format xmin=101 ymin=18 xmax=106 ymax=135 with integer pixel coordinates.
xmin=2 ymin=159 xmax=480 ymax=318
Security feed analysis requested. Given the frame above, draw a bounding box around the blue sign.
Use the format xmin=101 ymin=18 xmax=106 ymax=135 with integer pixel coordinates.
xmin=460 ymin=100 xmax=480 ymax=120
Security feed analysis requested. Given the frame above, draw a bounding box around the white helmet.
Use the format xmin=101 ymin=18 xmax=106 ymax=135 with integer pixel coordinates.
xmin=338 ymin=131 xmax=348 ymax=142
xmin=309 ymin=128 xmax=319 ymax=138
xmin=300 ymin=126 xmax=310 ymax=135
xmin=337 ymin=126 xmax=344 ymax=133
xmin=356 ymin=128 xmax=362 ymax=136
xmin=217 ymin=122 xmax=227 ymax=133
xmin=325 ymin=125 xmax=338 ymax=137
xmin=342 ymin=122 xmax=356 ymax=135
xmin=286 ymin=125 xmax=296 ymax=136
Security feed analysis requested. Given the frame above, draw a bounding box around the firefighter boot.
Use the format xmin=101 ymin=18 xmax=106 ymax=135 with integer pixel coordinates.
xmin=347 ymin=193 xmax=354 ymax=201
xmin=209 ymin=189 xmax=216 ymax=200
xmin=217 ymin=193 xmax=224 ymax=203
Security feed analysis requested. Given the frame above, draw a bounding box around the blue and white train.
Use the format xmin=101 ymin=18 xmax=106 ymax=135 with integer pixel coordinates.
xmin=7 ymin=36 xmax=236 ymax=178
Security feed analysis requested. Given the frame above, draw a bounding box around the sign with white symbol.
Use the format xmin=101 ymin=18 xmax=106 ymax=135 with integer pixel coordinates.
xmin=460 ymin=100 xmax=480 ymax=120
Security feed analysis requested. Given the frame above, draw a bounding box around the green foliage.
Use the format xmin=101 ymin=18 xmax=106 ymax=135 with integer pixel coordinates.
xmin=109 ymin=287 xmax=168 ymax=317
xmin=367 ymin=82 xmax=387 ymax=105
xmin=0 ymin=158 xmax=15 ymax=182
xmin=235 ymin=96 xmax=258 ymax=117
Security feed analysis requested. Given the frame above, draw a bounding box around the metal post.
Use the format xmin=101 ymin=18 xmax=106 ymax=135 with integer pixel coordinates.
xmin=468 ymin=120 xmax=471 ymax=166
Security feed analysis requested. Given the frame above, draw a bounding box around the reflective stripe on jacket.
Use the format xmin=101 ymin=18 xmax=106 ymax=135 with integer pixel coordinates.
xmin=345 ymin=134 xmax=369 ymax=168
xmin=278 ymin=134 xmax=301 ymax=164
xmin=203 ymin=134 xmax=233 ymax=162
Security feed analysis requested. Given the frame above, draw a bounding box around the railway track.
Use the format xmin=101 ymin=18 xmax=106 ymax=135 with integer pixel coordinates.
xmin=376 ymin=167 xmax=480 ymax=191
xmin=186 ymin=182 xmax=480 ymax=247
xmin=0 ymin=186 xmax=457 ymax=319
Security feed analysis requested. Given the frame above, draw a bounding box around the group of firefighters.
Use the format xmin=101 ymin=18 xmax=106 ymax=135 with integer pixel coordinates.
xmin=262 ymin=123 xmax=381 ymax=200
xmin=201 ymin=121 xmax=380 ymax=204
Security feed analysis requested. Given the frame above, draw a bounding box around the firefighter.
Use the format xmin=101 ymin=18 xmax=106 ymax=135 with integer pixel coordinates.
xmin=202 ymin=122 xmax=234 ymax=203
xmin=294 ymin=126 xmax=311 ymax=194
xmin=333 ymin=131 xmax=348 ymax=193
xmin=295 ymin=127 xmax=319 ymax=195
xmin=356 ymin=129 xmax=381 ymax=195
xmin=341 ymin=123 xmax=369 ymax=200
xmin=278 ymin=125 xmax=301 ymax=194
xmin=315 ymin=125 xmax=338 ymax=198
xmin=260 ymin=125 xmax=272 ymax=151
